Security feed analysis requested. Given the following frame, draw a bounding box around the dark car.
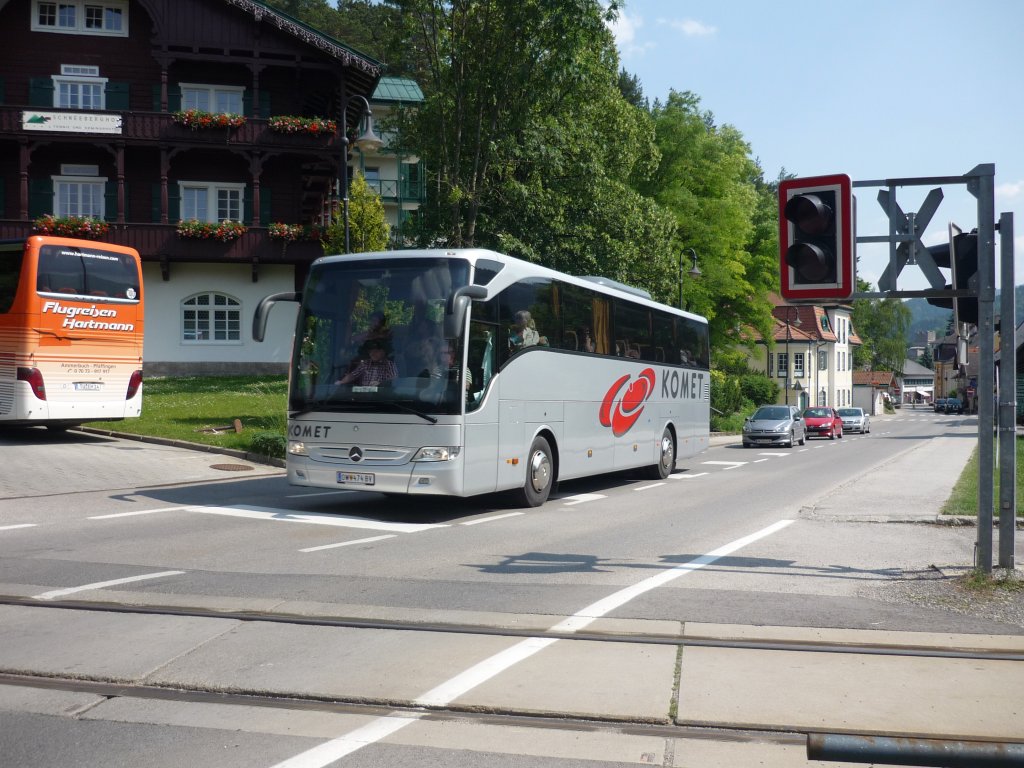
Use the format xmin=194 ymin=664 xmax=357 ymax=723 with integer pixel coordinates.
xmin=802 ymin=406 xmax=843 ymax=440
xmin=944 ymin=398 xmax=963 ymax=415
xmin=933 ymin=398 xmax=947 ymax=413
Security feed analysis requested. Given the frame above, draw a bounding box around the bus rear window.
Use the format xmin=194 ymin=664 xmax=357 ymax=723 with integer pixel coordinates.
xmin=36 ymin=245 xmax=140 ymax=301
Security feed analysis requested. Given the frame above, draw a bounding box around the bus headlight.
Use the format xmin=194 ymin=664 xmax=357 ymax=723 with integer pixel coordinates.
xmin=288 ymin=441 xmax=309 ymax=456
xmin=412 ymin=446 xmax=461 ymax=462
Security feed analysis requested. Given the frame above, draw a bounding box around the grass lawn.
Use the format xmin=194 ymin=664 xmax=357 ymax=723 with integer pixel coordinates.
xmin=942 ymin=438 xmax=1024 ymax=518
xmin=84 ymin=375 xmax=288 ymax=456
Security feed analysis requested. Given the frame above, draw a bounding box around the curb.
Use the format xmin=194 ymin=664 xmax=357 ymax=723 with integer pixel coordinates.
xmin=76 ymin=426 xmax=286 ymax=468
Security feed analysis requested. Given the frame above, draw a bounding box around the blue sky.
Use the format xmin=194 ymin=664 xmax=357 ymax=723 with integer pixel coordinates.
xmin=609 ymin=0 xmax=1024 ymax=292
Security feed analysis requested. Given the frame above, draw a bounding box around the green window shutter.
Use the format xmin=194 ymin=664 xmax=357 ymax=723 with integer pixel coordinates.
xmin=151 ymin=84 xmax=161 ymax=111
xmin=259 ymin=90 xmax=271 ymax=119
xmin=242 ymin=91 xmax=252 ymax=117
xmin=29 ymin=178 xmax=53 ymax=218
xmin=105 ymin=82 xmax=130 ymax=111
xmin=150 ymin=183 xmax=160 ymax=222
xmin=243 ymin=185 xmax=253 ymax=225
xmin=167 ymin=184 xmax=180 ymax=222
xmin=259 ymin=187 xmax=272 ymax=225
xmin=104 ymin=181 xmax=118 ymax=222
xmin=167 ymin=85 xmax=181 ymax=112
xmin=29 ymin=77 xmax=54 ymax=107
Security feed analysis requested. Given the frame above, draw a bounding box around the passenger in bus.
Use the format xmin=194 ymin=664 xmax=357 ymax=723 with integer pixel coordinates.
xmin=337 ymin=340 xmax=398 ymax=386
xmin=509 ymin=310 xmax=540 ymax=351
xmin=579 ymin=327 xmax=595 ymax=353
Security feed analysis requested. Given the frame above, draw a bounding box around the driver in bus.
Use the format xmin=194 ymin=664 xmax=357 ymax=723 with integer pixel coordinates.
xmin=337 ymin=340 xmax=398 ymax=386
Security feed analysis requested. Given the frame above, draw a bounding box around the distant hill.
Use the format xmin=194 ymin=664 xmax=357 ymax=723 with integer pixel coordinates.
xmin=905 ymin=298 xmax=951 ymax=344
xmin=904 ymin=286 xmax=1024 ymax=344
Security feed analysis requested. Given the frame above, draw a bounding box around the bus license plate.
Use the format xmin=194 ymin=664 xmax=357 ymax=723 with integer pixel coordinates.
xmin=337 ymin=471 xmax=375 ymax=486
xmin=74 ymin=382 xmax=103 ymax=391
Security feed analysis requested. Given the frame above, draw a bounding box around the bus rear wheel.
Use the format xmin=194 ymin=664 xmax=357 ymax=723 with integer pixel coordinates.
xmin=515 ymin=435 xmax=553 ymax=507
xmin=647 ymin=426 xmax=676 ymax=479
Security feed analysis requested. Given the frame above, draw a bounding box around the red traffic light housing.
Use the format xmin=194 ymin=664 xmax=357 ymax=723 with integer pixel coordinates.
xmin=779 ymin=174 xmax=855 ymax=301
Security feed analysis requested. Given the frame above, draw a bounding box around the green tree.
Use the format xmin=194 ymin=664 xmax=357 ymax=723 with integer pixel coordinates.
xmin=918 ymin=346 xmax=933 ymax=369
xmin=389 ymin=0 xmax=628 ymax=249
xmin=322 ymin=172 xmax=390 ymax=253
xmin=636 ymin=91 xmax=776 ymax=351
xmin=852 ymin=280 xmax=911 ymax=372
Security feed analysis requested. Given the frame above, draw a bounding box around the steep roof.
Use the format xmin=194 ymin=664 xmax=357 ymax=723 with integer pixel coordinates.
xmin=373 ymin=77 xmax=425 ymax=103
xmin=854 ymin=371 xmax=896 ymax=387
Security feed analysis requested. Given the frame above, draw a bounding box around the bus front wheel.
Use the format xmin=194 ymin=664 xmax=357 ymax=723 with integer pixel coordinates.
xmin=515 ymin=435 xmax=554 ymax=507
xmin=647 ymin=426 xmax=676 ymax=479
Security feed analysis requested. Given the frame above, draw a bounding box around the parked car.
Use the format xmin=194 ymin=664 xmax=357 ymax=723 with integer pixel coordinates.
xmin=837 ymin=406 xmax=870 ymax=434
xmin=742 ymin=405 xmax=806 ymax=448
xmin=944 ymin=398 xmax=964 ymax=415
xmin=933 ymin=398 xmax=947 ymax=413
xmin=802 ymin=406 xmax=844 ymax=440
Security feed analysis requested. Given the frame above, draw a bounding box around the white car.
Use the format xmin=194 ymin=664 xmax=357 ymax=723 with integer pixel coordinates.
xmin=837 ymin=407 xmax=870 ymax=434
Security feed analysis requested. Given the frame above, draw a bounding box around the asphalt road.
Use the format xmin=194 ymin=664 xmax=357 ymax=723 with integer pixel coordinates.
xmin=0 ymin=409 xmax=1021 ymax=767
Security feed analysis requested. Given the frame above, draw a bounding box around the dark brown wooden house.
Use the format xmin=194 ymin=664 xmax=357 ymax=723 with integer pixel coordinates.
xmin=0 ymin=0 xmax=382 ymax=373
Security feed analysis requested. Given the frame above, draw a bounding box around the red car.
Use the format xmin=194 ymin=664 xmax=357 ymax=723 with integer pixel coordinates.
xmin=802 ymin=407 xmax=844 ymax=440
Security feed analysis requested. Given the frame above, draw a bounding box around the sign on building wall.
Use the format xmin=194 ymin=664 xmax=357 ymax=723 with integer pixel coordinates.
xmin=22 ymin=111 xmax=122 ymax=134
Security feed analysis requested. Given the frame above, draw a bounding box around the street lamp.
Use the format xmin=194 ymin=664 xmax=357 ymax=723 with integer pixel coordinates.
xmin=338 ymin=94 xmax=383 ymax=253
xmin=679 ymin=248 xmax=701 ymax=311
xmin=784 ymin=306 xmax=802 ymax=405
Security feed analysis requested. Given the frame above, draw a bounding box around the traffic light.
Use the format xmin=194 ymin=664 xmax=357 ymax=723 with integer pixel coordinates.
xmin=926 ymin=223 xmax=979 ymax=326
xmin=779 ymin=174 xmax=855 ymax=301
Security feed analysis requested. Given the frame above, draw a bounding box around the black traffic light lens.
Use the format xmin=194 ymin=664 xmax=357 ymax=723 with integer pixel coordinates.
xmin=786 ymin=243 xmax=836 ymax=283
xmin=784 ymin=194 xmax=833 ymax=236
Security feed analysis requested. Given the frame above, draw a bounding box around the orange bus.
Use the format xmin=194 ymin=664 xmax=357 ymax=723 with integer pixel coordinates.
xmin=0 ymin=235 xmax=144 ymax=429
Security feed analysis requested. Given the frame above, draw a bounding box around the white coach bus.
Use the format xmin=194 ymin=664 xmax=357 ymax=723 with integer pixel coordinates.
xmin=254 ymin=249 xmax=709 ymax=506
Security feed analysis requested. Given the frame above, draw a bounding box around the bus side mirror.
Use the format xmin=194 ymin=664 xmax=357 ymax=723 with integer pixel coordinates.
xmin=252 ymin=291 xmax=301 ymax=342
xmin=444 ymin=285 xmax=488 ymax=338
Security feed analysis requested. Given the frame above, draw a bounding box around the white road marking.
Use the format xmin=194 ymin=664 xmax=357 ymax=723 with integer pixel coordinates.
xmin=0 ymin=523 xmax=37 ymax=531
xmin=189 ymin=505 xmax=448 ymax=534
xmin=669 ymin=472 xmax=708 ymax=480
xmin=561 ymin=493 xmax=606 ymax=506
xmin=270 ymin=519 xmax=796 ymax=767
xmin=33 ymin=570 xmax=185 ymax=601
xmin=757 ymin=452 xmax=790 ymax=457
xmin=461 ymin=512 xmax=525 ymax=526
xmin=702 ymin=460 xmax=746 ymax=467
xmin=88 ymin=506 xmax=186 ymax=520
xmin=754 ymin=458 xmax=769 ymax=463
xmin=633 ymin=482 xmax=665 ymax=491
xmin=300 ymin=535 xmax=396 ymax=552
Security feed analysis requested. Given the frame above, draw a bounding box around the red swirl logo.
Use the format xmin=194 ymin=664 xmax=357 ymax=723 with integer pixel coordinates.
xmin=599 ymin=368 xmax=656 ymax=436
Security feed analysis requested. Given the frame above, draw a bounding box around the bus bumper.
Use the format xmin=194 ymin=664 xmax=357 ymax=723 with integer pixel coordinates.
xmin=287 ymin=455 xmax=466 ymax=496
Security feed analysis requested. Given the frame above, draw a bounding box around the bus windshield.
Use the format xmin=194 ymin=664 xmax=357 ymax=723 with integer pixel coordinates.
xmin=36 ymin=244 xmax=141 ymax=301
xmin=290 ymin=257 xmax=472 ymax=416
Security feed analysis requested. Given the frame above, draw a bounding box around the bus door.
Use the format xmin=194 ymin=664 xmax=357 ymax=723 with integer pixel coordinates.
xmin=461 ymin=315 xmax=500 ymax=495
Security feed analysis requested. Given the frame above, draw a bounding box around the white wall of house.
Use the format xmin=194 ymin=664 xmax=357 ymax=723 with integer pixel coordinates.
xmin=141 ymin=262 xmax=298 ymax=374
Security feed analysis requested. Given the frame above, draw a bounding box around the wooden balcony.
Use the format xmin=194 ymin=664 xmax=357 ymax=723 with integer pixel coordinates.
xmin=0 ymin=105 xmax=343 ymax=154
xmin=0 ymin=220 xmax=325 ymax=265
